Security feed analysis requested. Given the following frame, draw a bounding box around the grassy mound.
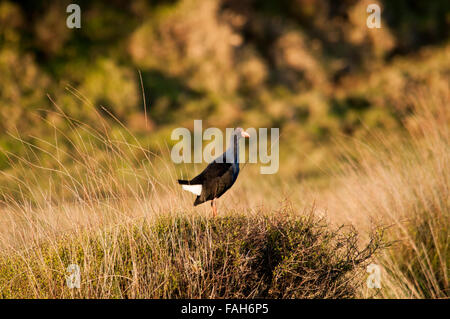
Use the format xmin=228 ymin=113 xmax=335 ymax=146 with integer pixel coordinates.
xmin=0 ymin=211 xmax=385 ymax=298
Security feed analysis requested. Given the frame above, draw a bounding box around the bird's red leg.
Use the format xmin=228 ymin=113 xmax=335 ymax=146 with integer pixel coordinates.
xmin=211 ymin=199 xmax=217 ymax=218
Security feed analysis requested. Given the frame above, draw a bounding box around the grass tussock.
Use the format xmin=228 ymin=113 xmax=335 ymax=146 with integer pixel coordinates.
xmin=0 ymin=210 xmax=385 ymax=299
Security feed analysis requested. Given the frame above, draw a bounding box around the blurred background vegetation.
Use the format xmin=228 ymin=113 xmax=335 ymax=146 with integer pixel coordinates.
xmin=0 ymin=0 xmax=449 ymax=177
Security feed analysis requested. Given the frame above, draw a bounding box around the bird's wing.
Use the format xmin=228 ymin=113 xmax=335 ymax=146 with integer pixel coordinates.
xmin=196 ymin=162 xmax=235 ymax=203
xmin=190 ymin=157 xmax=232 ymax=185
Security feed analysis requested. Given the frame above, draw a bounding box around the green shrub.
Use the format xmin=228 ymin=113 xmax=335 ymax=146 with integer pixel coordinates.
xmin=0 ymin=212 xmax=386 ymax=298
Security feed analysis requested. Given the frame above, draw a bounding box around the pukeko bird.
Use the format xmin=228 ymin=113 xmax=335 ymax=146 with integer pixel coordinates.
xmin=178 ymin=127 xmax=250 ymax=217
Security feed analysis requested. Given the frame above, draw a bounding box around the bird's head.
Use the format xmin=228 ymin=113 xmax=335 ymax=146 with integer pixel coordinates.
xmin=234 ymin=127 xmax=250 ymax=139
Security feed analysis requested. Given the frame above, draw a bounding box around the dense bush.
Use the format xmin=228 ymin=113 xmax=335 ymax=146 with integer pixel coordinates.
xmin=0 ymin=212 xmax=385 ymax=298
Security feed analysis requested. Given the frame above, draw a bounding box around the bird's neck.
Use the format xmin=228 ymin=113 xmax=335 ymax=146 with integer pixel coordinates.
xmin=224 ymin=134 xmax=239 ymax=164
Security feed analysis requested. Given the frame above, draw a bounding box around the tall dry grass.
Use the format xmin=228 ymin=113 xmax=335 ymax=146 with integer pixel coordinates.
xmin=320 ymin=87 xmax=449 ymax=298
xmin=0 ymin=85 xmax=448 ymax=298
xmin=0 ymin=90 xmax=386 ymax=298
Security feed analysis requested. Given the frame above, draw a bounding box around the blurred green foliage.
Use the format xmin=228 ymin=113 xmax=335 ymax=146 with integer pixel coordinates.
xmin=0 ymin=0 xmax=449 ymax=175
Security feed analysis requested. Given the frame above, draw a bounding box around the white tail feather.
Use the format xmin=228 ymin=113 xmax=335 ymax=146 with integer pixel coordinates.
xmin=181 ymin=184 xmax=202 ymax=196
